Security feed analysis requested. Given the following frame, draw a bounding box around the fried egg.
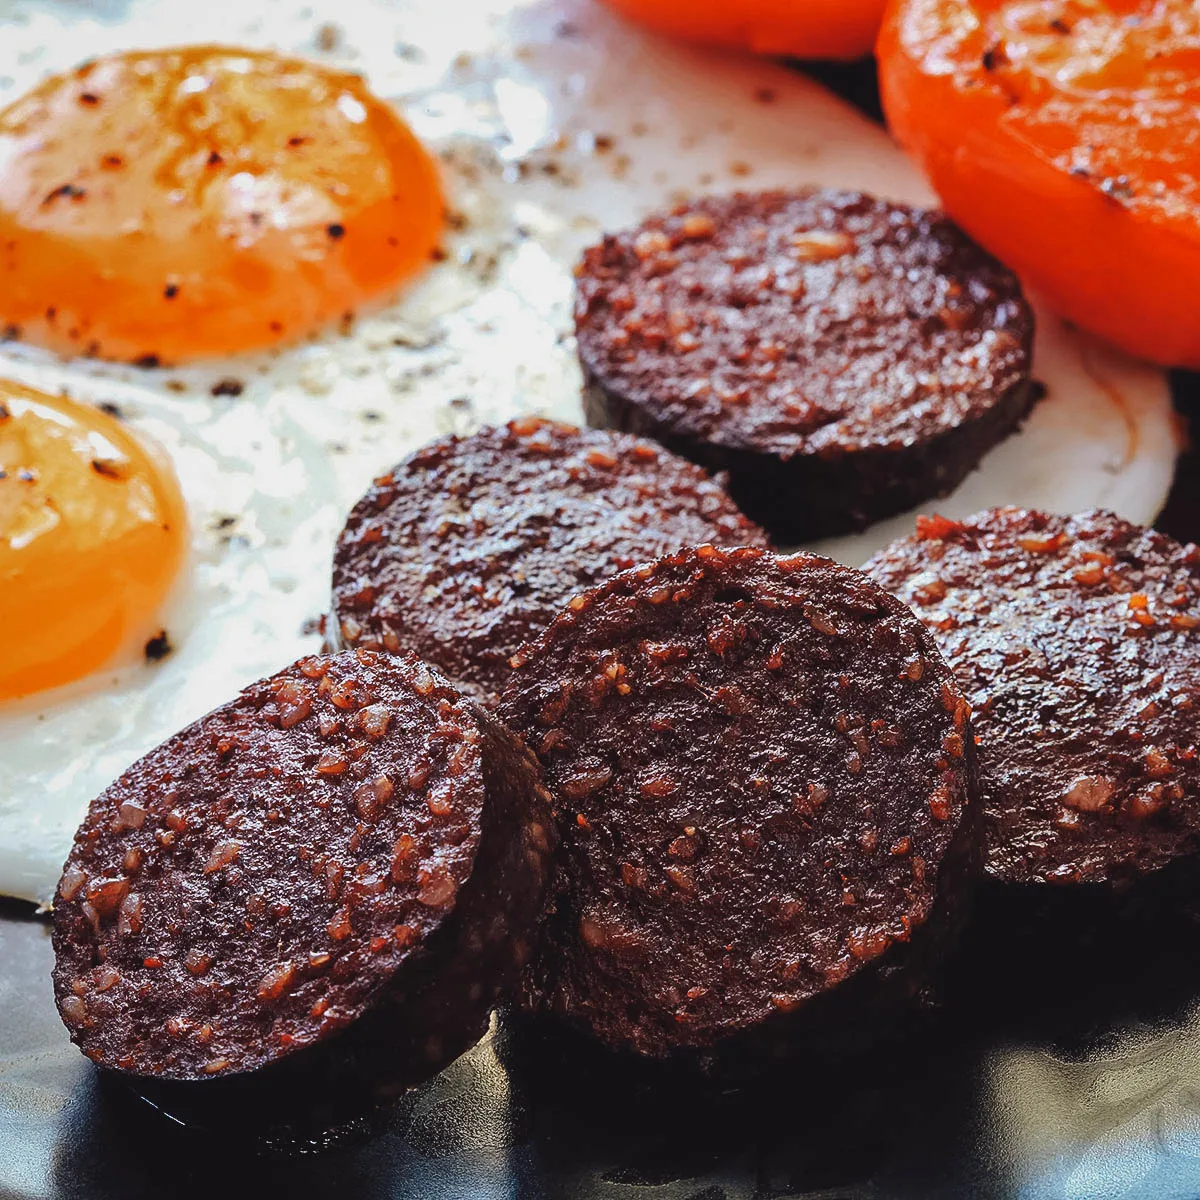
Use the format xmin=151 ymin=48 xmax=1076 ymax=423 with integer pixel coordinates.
xmin=0 ymin=0 xmax=1178 ymax=905
xmin=0 ymin=380 xmax=186 ymax=701
xmin=0 ymin=45 xmax=443 ymax=361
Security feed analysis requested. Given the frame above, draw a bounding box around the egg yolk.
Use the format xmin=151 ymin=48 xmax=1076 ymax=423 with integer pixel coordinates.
xmin=0 ymin=46 xmax=444 ymax=363
xmin=0 ymin=380 xmax=186 ymax=701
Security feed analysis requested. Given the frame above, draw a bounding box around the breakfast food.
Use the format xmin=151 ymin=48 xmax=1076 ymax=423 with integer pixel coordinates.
xmin=0 ymin=0 xmax=1194 ymax=1174
xmin=596 ymin=0 xmax=886 ymax=60
xmin=51 ymin=649 xmax=555 ymax=1082
xmin=867 ymin=509 xmax=1200 ymax=886
xmin=576 ymin=189 xmax=1036 ymax=541
xmin=0 ymin=379 xmax=186 ymax=700
xmin=0 ymin=45 xmax=443 ymax=362
xmin=879 ymin=0 xmax=1200 ymax=368
xmin=502 ymin=545 xmax=980 ymax=1058
xmin=331 ymin=420 xmax=769 ymax=700
xmin=0 ymin=0 xmax=1177 ymax=918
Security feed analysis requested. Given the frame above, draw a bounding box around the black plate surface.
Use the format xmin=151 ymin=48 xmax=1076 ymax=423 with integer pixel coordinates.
xmin=5 ymin=59 xmax=1200 ymax=1200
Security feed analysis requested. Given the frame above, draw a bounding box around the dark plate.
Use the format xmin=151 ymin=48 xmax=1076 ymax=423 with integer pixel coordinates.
xmin=5 ymin=61 xmax=1200 ymax=1200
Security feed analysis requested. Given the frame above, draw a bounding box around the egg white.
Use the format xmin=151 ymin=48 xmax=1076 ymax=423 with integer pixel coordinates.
xmin=0 ymin=0 xmax=1177 ymax=904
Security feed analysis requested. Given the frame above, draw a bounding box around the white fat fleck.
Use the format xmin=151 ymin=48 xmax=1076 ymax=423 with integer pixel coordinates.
xmin=336 ymin=92 xmax=368 ymax=123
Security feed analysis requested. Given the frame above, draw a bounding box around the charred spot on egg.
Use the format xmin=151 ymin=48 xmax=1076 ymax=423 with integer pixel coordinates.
xmin=0 ymin=45 xmax=444 ymax=363
xmin=0 ymin=379 xmax=186 ymax=700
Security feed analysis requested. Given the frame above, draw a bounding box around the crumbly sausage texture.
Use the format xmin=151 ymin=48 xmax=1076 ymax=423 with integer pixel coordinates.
xmin=868 ymin=508 xmax=1200 ymax=886
xmin=52 ymin=649 xmax=555 ymax=1083
xmin=501 ymin=545 xmax=980 ymax=1057
xmin=331 ymin=419 xmax=768 ymax=701
xmin=575 ymin=189 xmax=1036 ymax=541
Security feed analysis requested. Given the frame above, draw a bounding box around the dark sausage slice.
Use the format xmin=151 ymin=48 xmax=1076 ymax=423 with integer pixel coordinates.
xmin=867 ymin=508 xmax=1200 ymax=886
xmin=52 ymin=649 xmax=555 ymax=1085
xmin=575 ymin=189 xmax=1036 ymax=542
xmin=501 ymin=545 xmax=980 ymax=1058
xmin=331 ymin=419 xmax=768 ymax=701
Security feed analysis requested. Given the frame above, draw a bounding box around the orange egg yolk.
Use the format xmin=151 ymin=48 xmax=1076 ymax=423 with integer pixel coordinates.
xmin=0 ymin=380 xmax=186 ymax=701
xmin=0 ymin=45 xmax=444 ymax=364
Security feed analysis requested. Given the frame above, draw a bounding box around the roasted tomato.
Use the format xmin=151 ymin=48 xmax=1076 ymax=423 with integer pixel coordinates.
xmin=879 ymin=0 xmax=1200 ymax=367
xmin=599 ymin=0 xmax=887 ymax=61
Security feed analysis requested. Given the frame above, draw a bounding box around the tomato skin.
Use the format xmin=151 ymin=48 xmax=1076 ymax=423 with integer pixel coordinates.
xmin=878 ymin=0 xmax=1200 ymax=369
xmin=600 ymin=0 xmax=888 ymax=61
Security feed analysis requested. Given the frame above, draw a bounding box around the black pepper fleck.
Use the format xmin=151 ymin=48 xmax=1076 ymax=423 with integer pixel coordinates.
xmin=42 ymin=183 xmax=87 ymax=206
xmin=981 ymin=42 xmax=1007 ymax=71
xmin=144 ymin=631 xmax=173 ymax=662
